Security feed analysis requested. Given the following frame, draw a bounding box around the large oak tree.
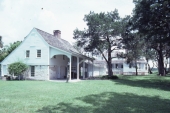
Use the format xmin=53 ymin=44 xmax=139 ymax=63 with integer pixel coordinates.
xmin=73 ymin=9 xmax=122 ymax=76
xmin=131 ymin=0 xmax=170 ymax=75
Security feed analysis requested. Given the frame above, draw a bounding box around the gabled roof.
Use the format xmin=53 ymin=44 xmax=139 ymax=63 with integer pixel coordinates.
xmin=35 ymin=28 xmax=80 ymax=55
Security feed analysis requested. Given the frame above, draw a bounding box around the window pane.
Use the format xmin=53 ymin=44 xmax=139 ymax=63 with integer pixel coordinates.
xmin=26 ymin=50 xmax=30 ymax=57
xmin=116 ymin=64 xmax=118 ymax=68
xmin=37 ymin=50 xmax=41 ymax=57
xmin=31 ymin=66 xmax=35 ymax=76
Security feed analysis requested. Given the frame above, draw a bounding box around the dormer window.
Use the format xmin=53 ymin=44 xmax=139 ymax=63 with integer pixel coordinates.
xmin=37 ymin=50 xmax=41 ymax=58
xmin=26 ymin=50 xmax=30 ymax=58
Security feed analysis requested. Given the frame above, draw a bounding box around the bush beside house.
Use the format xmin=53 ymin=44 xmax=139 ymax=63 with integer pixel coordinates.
xmin=8 ymin=62 xmax=28 ymax=80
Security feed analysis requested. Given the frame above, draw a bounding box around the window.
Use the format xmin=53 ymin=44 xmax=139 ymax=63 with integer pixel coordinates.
xmin=137 ymin=64 xmax=140 ymax=69
xmin=37 ymin=50 xmax=41 ymax=57
xmin=129 ymin=64 xmax=132 ymax=68
xmin=63 ymin=55 xmax=65 ymax=60
xmin=26 ymin=50 xmax=30 ymax=58
xmin=116 ymin=64 xmax=118 ymax=68
xmin=31 ymin=66 xmax=35 ymax=77
xmin=121 ymin=64 xmax=123 ymax=68
xmin=138 ymin=64 xmax=142 ymax=69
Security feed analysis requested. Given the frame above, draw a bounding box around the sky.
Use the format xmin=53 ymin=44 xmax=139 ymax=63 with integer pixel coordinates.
xmin=0 ymin=0 xmax=135 ymax=45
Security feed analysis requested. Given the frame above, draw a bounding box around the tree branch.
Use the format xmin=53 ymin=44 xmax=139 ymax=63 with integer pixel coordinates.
xmin=96 ymin=47 xmax=108 ymax=63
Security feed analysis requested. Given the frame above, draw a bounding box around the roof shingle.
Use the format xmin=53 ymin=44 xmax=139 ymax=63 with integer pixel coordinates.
xmin=35 ymin=28 xmax=80 ymax=54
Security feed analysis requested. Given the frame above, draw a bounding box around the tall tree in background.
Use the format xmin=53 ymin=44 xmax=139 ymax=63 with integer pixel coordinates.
xmin=73 ymin=9 xmax=122 ymax=76
xmin=131 ymin=0 xmax=170 ymax=76
xmin=143 ymin=48 xmax=157 ymax=74
xmin=122 ymin=32 xmax=144 ymax=75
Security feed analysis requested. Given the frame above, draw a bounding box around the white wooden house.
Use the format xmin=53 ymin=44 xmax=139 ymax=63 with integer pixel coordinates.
xmin=1 ymin=28 xmax=148 ymax=80
xmin=92 ymin=50 xmax=148 ymax=76
xmin=1 ymin=28 xmax=93 ymax=81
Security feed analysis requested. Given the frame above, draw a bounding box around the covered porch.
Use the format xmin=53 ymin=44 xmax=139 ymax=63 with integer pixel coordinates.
xmin=49 ymin=47 xmax=93 ymax=81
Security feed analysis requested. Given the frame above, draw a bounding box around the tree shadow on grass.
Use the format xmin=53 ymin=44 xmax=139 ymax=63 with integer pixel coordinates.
xmin=114 ymin=77 xmax=170 ymax=91
xmin=36 ymin=92 xmax=170 ymax=113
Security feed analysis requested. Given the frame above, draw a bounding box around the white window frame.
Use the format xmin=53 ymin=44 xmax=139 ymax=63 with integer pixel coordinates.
xmin=37 ymin=49 xmax=41 ymax=58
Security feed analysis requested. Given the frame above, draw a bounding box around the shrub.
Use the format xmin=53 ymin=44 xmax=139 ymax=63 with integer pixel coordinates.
xmin=8 ymin=61 xmax=28 ymax=80
xmin=101 ymin=75 xmax=119 ymax=80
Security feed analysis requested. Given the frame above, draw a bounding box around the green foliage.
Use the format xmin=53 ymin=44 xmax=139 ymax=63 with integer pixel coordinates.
xmin=123 ymin=33 xmax=144 ymax=61
xmin=74 ymin=9 xmax=121 ymax=52
xmin=132 ymin=0 xmax=170 ymax=43
xmin=0 ymin=41 xmax=21 ymax=62
xmin=0 ymin=36 xmax=3 ymax=48
xmin=122 ymin=32 xmax=144 ymax=75
xmin=73 ymin=9 xmax=123 ymax=76
xmin=101 ymin=75 xmax=119 ymax=79
xmin=8 ymin=61 xmax=28 ymax=76
xmin=128 ymin=0 xmax=170 ymax=75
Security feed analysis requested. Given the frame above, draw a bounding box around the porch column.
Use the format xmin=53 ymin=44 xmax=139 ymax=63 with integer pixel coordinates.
xmin=83 ymin=60 xmax=85 ymax=79
xmin=77 ymin=57 xmax=79 ymax=80
xmin=59 ymin=66 xmax=60 ymax=79
xmin=69 ymin=56 xmax=72 ymax=81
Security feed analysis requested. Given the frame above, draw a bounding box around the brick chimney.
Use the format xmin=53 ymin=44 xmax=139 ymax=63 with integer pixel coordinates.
xmin=53 ymin=30 xmax=61 ymax=38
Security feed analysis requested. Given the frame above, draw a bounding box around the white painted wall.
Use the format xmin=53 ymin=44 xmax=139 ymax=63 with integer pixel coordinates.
xmin=1 ymin=28 xmax=49 ymax=76
xmin=93 ymin=64 xmax=107 ymax=76
xmin=123 ymin=63 xmax=148 ymax=75
xmin=93 ymin=60 xmax=148 ymax=76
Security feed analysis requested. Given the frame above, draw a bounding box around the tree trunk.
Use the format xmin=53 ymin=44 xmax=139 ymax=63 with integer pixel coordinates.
xmin=157 ymin=57 xmax=161 ymax=75
xmin=146 ymin=59 xmax=152 ymax=74
xmin=108 ymin=46 xmax=113 ymax=76
xmin=148 ymin=63 xmax=152 ymax=74
xmin=157 ymin=49 xmax=165 ymax=76
xmin=135 ymin=59 xmax=138 ymax=76
xmin=169 ymin=57 xmax=170 ymax=73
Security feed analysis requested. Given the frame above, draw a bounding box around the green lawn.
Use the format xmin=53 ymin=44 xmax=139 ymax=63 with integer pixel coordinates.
xmin=0 ymin=74 xmax=170 ymax=113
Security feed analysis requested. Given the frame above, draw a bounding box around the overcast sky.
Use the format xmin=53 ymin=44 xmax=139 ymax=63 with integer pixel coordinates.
xmin=0 ymin=0 xmax=135 ymax=45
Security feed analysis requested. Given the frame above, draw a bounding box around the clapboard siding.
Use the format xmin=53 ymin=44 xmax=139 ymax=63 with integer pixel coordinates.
xmin=1 ymin=28 xmax=49 ymax=65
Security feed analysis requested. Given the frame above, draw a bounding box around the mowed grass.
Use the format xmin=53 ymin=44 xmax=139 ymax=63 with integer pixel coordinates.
xmin=0 ymin=74 xmax=170 ymax=113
